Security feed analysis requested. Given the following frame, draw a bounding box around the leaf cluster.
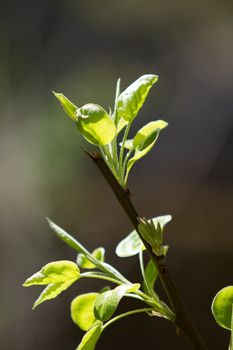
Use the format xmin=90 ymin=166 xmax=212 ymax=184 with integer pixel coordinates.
xmin=23 ymin=217 xmax=174 ymax=350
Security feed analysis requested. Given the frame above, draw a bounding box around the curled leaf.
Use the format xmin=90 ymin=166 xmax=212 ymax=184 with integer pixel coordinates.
xmin=116 ymin=230 xmax=145 ymax=257
xmin=125 ymin=120 xmax=168 ymax=181
xmin=212 ymin=286 xmax=233 ymax=330
xmin=76 ymin=103 xmax=116 ymax=145
xmin=53 ymin=92 xmax=78 ymax=122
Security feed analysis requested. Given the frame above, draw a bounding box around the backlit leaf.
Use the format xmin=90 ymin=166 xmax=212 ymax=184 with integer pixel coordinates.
xmin=212 ymin=286 xmax=233 ymax=330
xmin=115 ymin=230 xmax=145 ymax=257
xmin=94 ymin=284 xmax=139 ymax=322
xmin=76 ymin=103 xmax=116 ymax=145
xmin=133 ymin=120 xmax=168 ymax=150
xmin=77 ymin=248 xmax=105 ymax=269
xmin=152 ymin=215 xmax=172 ymax=229
xmin=53 ymin=92 xmax=78 ymax=122
xmin=71 ymin=293 xmax=99 ymax=331
xmin=76 ymin=322 xmax=102 ymax=350
xmin=143 ymin=259 xmax=158 ymax=297
xmin=125 ymin=120 xmax=168 ymax=181
xmin=23 ymin=260 xmax=80 ymax=286
xmin=33 ymin=279 xmax=77 ymax=309
xmin=117 ymin=74 xmax=158 ymax=122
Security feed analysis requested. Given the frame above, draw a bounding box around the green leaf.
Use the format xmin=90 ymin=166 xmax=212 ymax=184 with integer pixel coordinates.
xmin=116 ymin=74 xmax=158 ymax=122
xmin=94 ymin=284 xmax=140 ymax=322
xmin=33 ymin=279 xmax=77 ymax=309
xmin=125 ymin=120 xmax=168 ymax=181
xmin=133 ymin=120 xmax=168 ymax=150
xmin=230 ymin=305 xmax=233 ymax=350
xmin=23 ymin=260 xmax=80 ymax=309
xmin=76 ymin=322 xmax=102 ymax=350
xmin=143 ymin=259 xmax=158 ymax=297
xmin=53 ymin=92 xmax=78 ymax=122
xmin=23 ymin=260 xmax=80 ymax=286
xmin=212 ymin=286 xmax=233 ymax=330
xmin=117 ymin=118 xmax=128 ymax=134
xmin=115 ymin=230 xmax=145 ymax=257
xmin=152 ymin=215 xmax=172 ymax=229
xmin=76 ymin=103 xmax=116 ymax=145
xmin=47 ymin=219 xmax=91 ymax=257
xmin=77 ymin=248 xmax=105 ymax=269
xmin=71 ymin=293 xmax=99 ymax=331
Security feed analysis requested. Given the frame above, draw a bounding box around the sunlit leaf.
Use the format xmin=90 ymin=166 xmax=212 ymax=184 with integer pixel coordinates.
xmin=23 ymin=260 xmax=80 ymax=309
xmin=117 ymin=118 xmax=128 ymax=133
xmin=152 ymin=215 xmax=172 ymax=230
xmin=115 ymin=230 xmax=145 ymax=257
xmin=125 ymin=120 xmax=168 ymax=181
xmin=76 ymin=322 xmax=102 ymax=350
xmin=47 ymin=219 xmax=93 ymax=259
xmin=117 ymin=74 xmax=158 ymax=122
xmin=212 ymin=286 xmax=233 ymax=330
xmin=71 ymin=293 xmax=99 ymax=331
xmin=133 ymin=120 xmax=168 ymax=150
xmin=53 ymin=92 xmax=78 ymax=122
xmin=33 ymin=279 xmax=77 ymax=309
xmin=76 ymin=103 xmax=116 ymax=145
xmin=94 ymin=284 xmax=140 ymax=322
xmin=23 ymin=260 xmax=80 ymax=286
xmin=143 ymin=259 xmax=158 ymax=297
xmin=77 ymin=248 xmax=105 ymax=269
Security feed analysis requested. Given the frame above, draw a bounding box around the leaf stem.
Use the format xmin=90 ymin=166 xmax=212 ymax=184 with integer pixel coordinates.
xmin=80 ymin=272 xmax=123 ymax=285
xmin=119 ymin=122 xmax=131 ymax=186
xmin=87 ymin=152 xmax=209 ymax=350
xmin=102 ymin=308 xmax=154 ymax=330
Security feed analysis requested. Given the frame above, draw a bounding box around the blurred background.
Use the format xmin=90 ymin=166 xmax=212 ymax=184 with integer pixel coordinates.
xmin=0 ymin=0 xmax=232 ymax=349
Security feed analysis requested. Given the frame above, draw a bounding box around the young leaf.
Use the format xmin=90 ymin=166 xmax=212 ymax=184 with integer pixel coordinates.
xmin=76 ymin=322 xmax=103 ymax=350
xmin=117 ymin=74 xmax=158 ymax=122
xmin=76 ymin=103 xmax=116 ymax=145
xmin=53 ymin=92 xmax=78 ymax=122
xmin=71 ymin=293 xmax=99 ymax=331
xmin=125 ymin=120 xmax=168 ymax=181
xmin=23 ymin=261 xmax=80 ymax=309
xmin=212 ymin=286 xmax=233 ymax=330
xmin=94 ymin=284 xmax=139 ymax=322
xmin=47 ymin=219 xmax=92 ymax=258
xmin=33 ymin=279 xmax=77 ymax=309
xmin=116 ymin=117 xmax=128 ymax=134
xmin=77 ymin=248 xmax=105 ymax=269
xmin=23 ymin=260 xmax=80 ymax=286
xmin=152 ymin=215 xmax=172 ymax=229
xmin=133 ymin=120 xmax=168 ymax=150
xmin=115 ymin=230 xmax=145 ymax=257
xmin=143 ymin=259 xmax=158 ymax=297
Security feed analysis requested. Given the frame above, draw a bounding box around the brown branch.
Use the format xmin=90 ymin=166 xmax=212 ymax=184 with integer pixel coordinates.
xmin=87 ymin=151 xmax=208 ymax=350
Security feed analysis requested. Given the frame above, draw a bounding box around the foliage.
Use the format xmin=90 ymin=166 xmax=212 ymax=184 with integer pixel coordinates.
xmin=23 ymin=74 xmax=230 ymax=350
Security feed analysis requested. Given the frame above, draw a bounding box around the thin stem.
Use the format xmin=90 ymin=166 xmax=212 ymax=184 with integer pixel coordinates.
xmin=87 ymin=152 xmax=208 ymax=350
xmin=100 ymin=145 xmax=119 ymax=181
xmin=102 ymin=308 xmax=154 ymax=330
xmin=119 ymin=122 xmax=131 ymax=185
xmin=122 ymin=148 xmax=133 ymax=185
xmin=80 ymin=272 xmax=123 ymax=285
xmin=139 ymin=250 xmax=152 ymax=297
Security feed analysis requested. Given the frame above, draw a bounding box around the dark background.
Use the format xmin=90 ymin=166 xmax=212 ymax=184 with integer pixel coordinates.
xmin=0 ymin=1 xmax=232 ymax=349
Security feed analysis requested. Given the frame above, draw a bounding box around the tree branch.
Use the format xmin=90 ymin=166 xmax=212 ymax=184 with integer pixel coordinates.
xmin=87 ymin=151 xmax=208 ymax=350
